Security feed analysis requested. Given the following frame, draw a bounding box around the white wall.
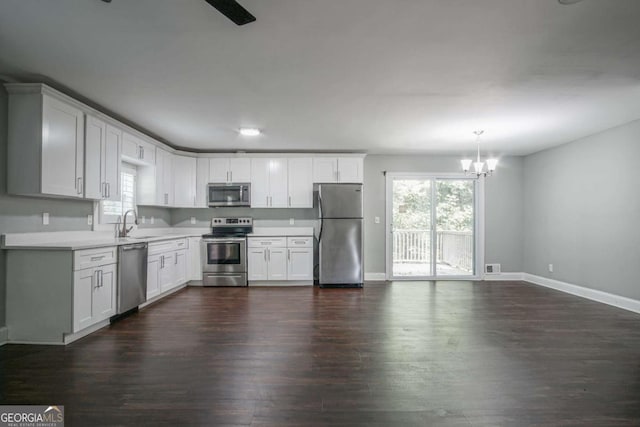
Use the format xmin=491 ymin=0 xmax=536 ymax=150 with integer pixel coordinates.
xmin=363 ymin=155 xmax=524 ymax=276
xmin=523 ymin=119 xmax=640 ymax=300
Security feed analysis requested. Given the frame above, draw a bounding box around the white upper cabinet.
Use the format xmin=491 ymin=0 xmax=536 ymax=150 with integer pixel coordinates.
xmin=158 ymin=149 xmax=174 ymax=206
xmin=336 ymin=157 xmax=363 ymax=183
xmin=137 ymin=148 xmax=173 ymax=206
xmin=84 ymin=115 xmax=106 ymax=200
xmin=312 ymin=157 xmax=363 ymax=183
xmin=209 ymin=158 xmax=251 ymax=183
xmin=173 ymin=155 xmax=196 ymax=207
xmin=122 ymin=132 xmax=155 ymax=165
xmin=251 ymin=158 xmax=288 ymax=208
xmin=84 ymin=115 xmax=121 ymax=201
xmin=312 ymin=158 xmax=337 ymax=183
xmin=195 ymin=157 xmax=209 ymax=208
xmin=287 ymin=158 xmax=313 ymax=208
xmin=6 ymin=86 xmax=86 ymax=199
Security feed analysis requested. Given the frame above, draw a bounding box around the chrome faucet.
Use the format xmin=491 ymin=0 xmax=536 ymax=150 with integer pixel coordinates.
xmin=118 ymin=209 xmax=139 ymax=238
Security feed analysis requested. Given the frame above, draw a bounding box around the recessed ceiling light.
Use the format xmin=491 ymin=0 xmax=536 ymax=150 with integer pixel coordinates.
xmin=239 ymin=128 xmax=261 ymax=137
xmin=558 ymin=0 xmax=583 ymax=4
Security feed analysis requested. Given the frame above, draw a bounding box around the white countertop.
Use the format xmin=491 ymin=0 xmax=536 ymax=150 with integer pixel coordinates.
xmin=248 ymin=227 xmax=315 ymax=237
xmin=2 ymin=226 xmax=315 ymax=250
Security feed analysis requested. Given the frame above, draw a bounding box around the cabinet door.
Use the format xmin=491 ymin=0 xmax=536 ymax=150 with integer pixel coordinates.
xmin=337 ymin=157 xmax=363 ymax=183
xmin=195 ymin=157 xmax=209 ymax=208
xmin=287 ymin=248 xmax=313 ymax=281
xmin=173 ymin=155 xmax=196 ymax=207
xmin=139 ymin=141 xmax=156 ymax=165
xmin=312 ymin=158 xmax=337 ymax=183
xmin=267 ymin=248 xmax=288 ymax=281
xmin=288 ymin=158 xmax=313 ymax=208
xmin=73 ymin=268 xmax=96 ymax=332
xmin=84 ymin=115 xmax=106 ymax=200
xmin=41 ymin=95 xmax=85 ymax=197
xmin=209 ymin=158 xmax=229 ymax=183
xmin=163 ymin=151 xmax=174 ymax=206
xmin=188 ymin=237 xmax=203 ymax=281
xmin=269 ymin=159 xmax=288 ymax=207
xmin=104 ymin=125 xmax=122 ymax=201
xmin=94 ymin=264 xmax=116 ymax=321
xmin=121 ymin=132 xmax=140 ymax=160
xmin=250 ymin=158 xmax=270 ymax=208
xmin=174 ymin=250 xmax=188 ymax=287
xmin=147 ymin=254 xmax=161 ymax=299
xmin=248 ymin=248 xmax=268 ymax=281
xmin=229 ymin=158 xmax=251 ymax=183
xmin=159 ymin=253 xmax=175 ymax=292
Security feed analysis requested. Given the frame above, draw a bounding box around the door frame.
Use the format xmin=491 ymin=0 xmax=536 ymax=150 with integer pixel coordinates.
xmin=385 ymin=172 xmax=484 ymax=281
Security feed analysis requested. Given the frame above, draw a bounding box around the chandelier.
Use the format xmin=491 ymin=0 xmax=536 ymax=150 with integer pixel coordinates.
xmin=461 ymin=130 xmax=498 ymax=177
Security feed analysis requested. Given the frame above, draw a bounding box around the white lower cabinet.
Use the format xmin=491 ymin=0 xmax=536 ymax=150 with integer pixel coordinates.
xmin=73 ymin=262 xmax=116 ymax=333
xmin=147 ymin=239 xmax=191 ymax=300
xmin=287 ymin=248 xmax=313 ymax=281
xmin=248 ymin=236 xmax=313 ymax=284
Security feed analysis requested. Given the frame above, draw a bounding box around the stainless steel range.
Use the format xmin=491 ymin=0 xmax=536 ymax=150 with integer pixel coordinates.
xmin=201 ymin=217 xmax=253 ymax=287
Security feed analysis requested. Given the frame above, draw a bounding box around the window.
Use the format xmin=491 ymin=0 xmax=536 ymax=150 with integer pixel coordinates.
xmin=101 ymin=164 xmax=137 ymax=224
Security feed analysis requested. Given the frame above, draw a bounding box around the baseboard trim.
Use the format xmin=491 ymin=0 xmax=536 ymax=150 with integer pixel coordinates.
xmin=364 ymin=273 xmax=387 ymax=281
xmin=523 ymin=273 xmax=640 ymax=315
xmin=483 ymin=272 xmax=525 ymax=281
xmin=0 ymin=326 xmax=8 ymax=346
xmin=249 ymin=281 xmax=313 ymax=287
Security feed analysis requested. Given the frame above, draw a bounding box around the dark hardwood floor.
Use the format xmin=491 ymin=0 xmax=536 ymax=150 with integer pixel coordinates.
xmin=2 ymin=281 xmax=640 ymax=426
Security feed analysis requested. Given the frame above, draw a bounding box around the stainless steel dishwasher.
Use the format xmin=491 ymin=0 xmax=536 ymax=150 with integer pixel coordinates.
xmin=117 ymin=243 xmax=148 ymax=315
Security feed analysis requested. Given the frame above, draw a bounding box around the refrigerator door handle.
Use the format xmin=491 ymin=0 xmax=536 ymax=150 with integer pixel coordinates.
xmin=318 ymin=195 xmax=324 ymax=243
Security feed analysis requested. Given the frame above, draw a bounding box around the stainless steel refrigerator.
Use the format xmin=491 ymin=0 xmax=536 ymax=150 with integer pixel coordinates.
xmin=315 ymin=183 xmax=364 ymax=287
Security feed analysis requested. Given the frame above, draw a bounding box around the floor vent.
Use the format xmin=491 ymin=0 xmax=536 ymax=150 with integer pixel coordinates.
xmin=485 ymin=264 xmax=501 ymax=274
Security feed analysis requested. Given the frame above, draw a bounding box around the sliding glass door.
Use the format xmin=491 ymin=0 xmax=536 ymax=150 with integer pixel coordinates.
xmin=387 ymin=174 xmax=479 ymax=280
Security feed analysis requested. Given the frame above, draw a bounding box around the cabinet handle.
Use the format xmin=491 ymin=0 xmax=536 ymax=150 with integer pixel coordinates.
xmin=107 ymin=182 xmax=110 ymax=198
xmin=175 ymin=253 xmax=178 ymax=264
xmin=266 ymin=195 xmax=269 ymax=206
xmin=230 ymin=171 xmax=233 ymax=182
xmin=138 ymin=145 xmax=142 ymax=159
xmin=288 ymin=196 xmax=291 ymax=207
xmin=161 ymin=255 xmax=164 ymax=269
xmin=288 ymin=249 xmax=290 ymax=261
xmin=100 ymin=270 xmax=104 ymax=287
xmin=141 ymin=146 xmax=144 ymax=159
xmin=94 ymin=271 xmax=100 ymax=288
xmin=90 ymin=255 xmax=105 ymax=261
xmin=77 ymin=177 xmax=83 ymax=195
xmin=268 ymin=248 xmax=271 ymax=262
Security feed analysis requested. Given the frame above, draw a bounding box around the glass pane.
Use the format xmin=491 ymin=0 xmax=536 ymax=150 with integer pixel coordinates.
xmin=435 ymin=179 xmax=474 ymax=276
xmin=392 ymin=179 xmax=432 ymax=277
xmin=207 ymin=243 xmax=241 ymax=265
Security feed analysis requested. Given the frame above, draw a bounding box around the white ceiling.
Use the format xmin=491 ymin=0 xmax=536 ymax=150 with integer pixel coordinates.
xmin=1 ymin=0 xmax=640 ymax=155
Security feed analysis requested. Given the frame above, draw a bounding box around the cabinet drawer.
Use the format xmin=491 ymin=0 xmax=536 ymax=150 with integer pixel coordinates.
xmin=287 ymin=237 xmax=313 ymax=248
xmin=174 ymin=238 xmax=188 ymax=250
xmin=74 ymin=246 xmax=117 ymax=271
xmin=149 ymin=240 xmax=176 ymax=255
xmin=248 ymin=237 xmax=287 ymax=248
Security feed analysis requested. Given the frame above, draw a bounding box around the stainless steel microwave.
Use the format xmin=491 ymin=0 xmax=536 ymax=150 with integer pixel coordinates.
xmin=207 ymin=183 xmax=251 ymax=207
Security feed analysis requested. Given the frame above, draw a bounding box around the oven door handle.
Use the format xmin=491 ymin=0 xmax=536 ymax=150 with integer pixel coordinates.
xmin=202 ymin=238 xmax=247 ymax=243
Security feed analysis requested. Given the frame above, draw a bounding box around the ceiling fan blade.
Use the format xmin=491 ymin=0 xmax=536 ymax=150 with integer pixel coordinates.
xmin=205 ymin=0 xmax=256 ymax=26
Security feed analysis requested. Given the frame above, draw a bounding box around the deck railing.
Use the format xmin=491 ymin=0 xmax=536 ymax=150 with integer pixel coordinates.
xmin=393 ymin=229 xmax=473 ymax=272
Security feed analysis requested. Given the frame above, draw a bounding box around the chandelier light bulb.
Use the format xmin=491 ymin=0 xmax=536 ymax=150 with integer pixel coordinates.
xmin=461 ymin=159 xmax=472 ymax=172
xmin=473 ymin=161 xmax=484 ymax=174
xmin=486 ymin=158 xmax=498 ymax=172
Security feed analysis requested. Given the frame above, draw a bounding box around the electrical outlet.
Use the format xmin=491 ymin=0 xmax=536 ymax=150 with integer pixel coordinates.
xmin=485 ymin=263 xmax=501 ymax=274
xmin=87 ymin=214 xmax=93 ymax=226
xmin=548 ymin=264 xmax=554 ymax=273
xmin=141 ymin=216 xmax=146 ymax=224
xmin=289 ymin=218 xmax=295 ymax=225
xmin=150 ymin=216 xmax=155 ymax=225
xmin=190 ymin=217 xmax=196 ymax=225
xmin=42 ymin=212 xmax=49 ymax=225
xmin=374 ymin=216 xmax=380 ymax=224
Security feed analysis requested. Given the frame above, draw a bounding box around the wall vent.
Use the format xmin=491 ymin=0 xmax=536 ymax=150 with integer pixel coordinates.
xmin=485 ymin=264 xmax=501 ymax=274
